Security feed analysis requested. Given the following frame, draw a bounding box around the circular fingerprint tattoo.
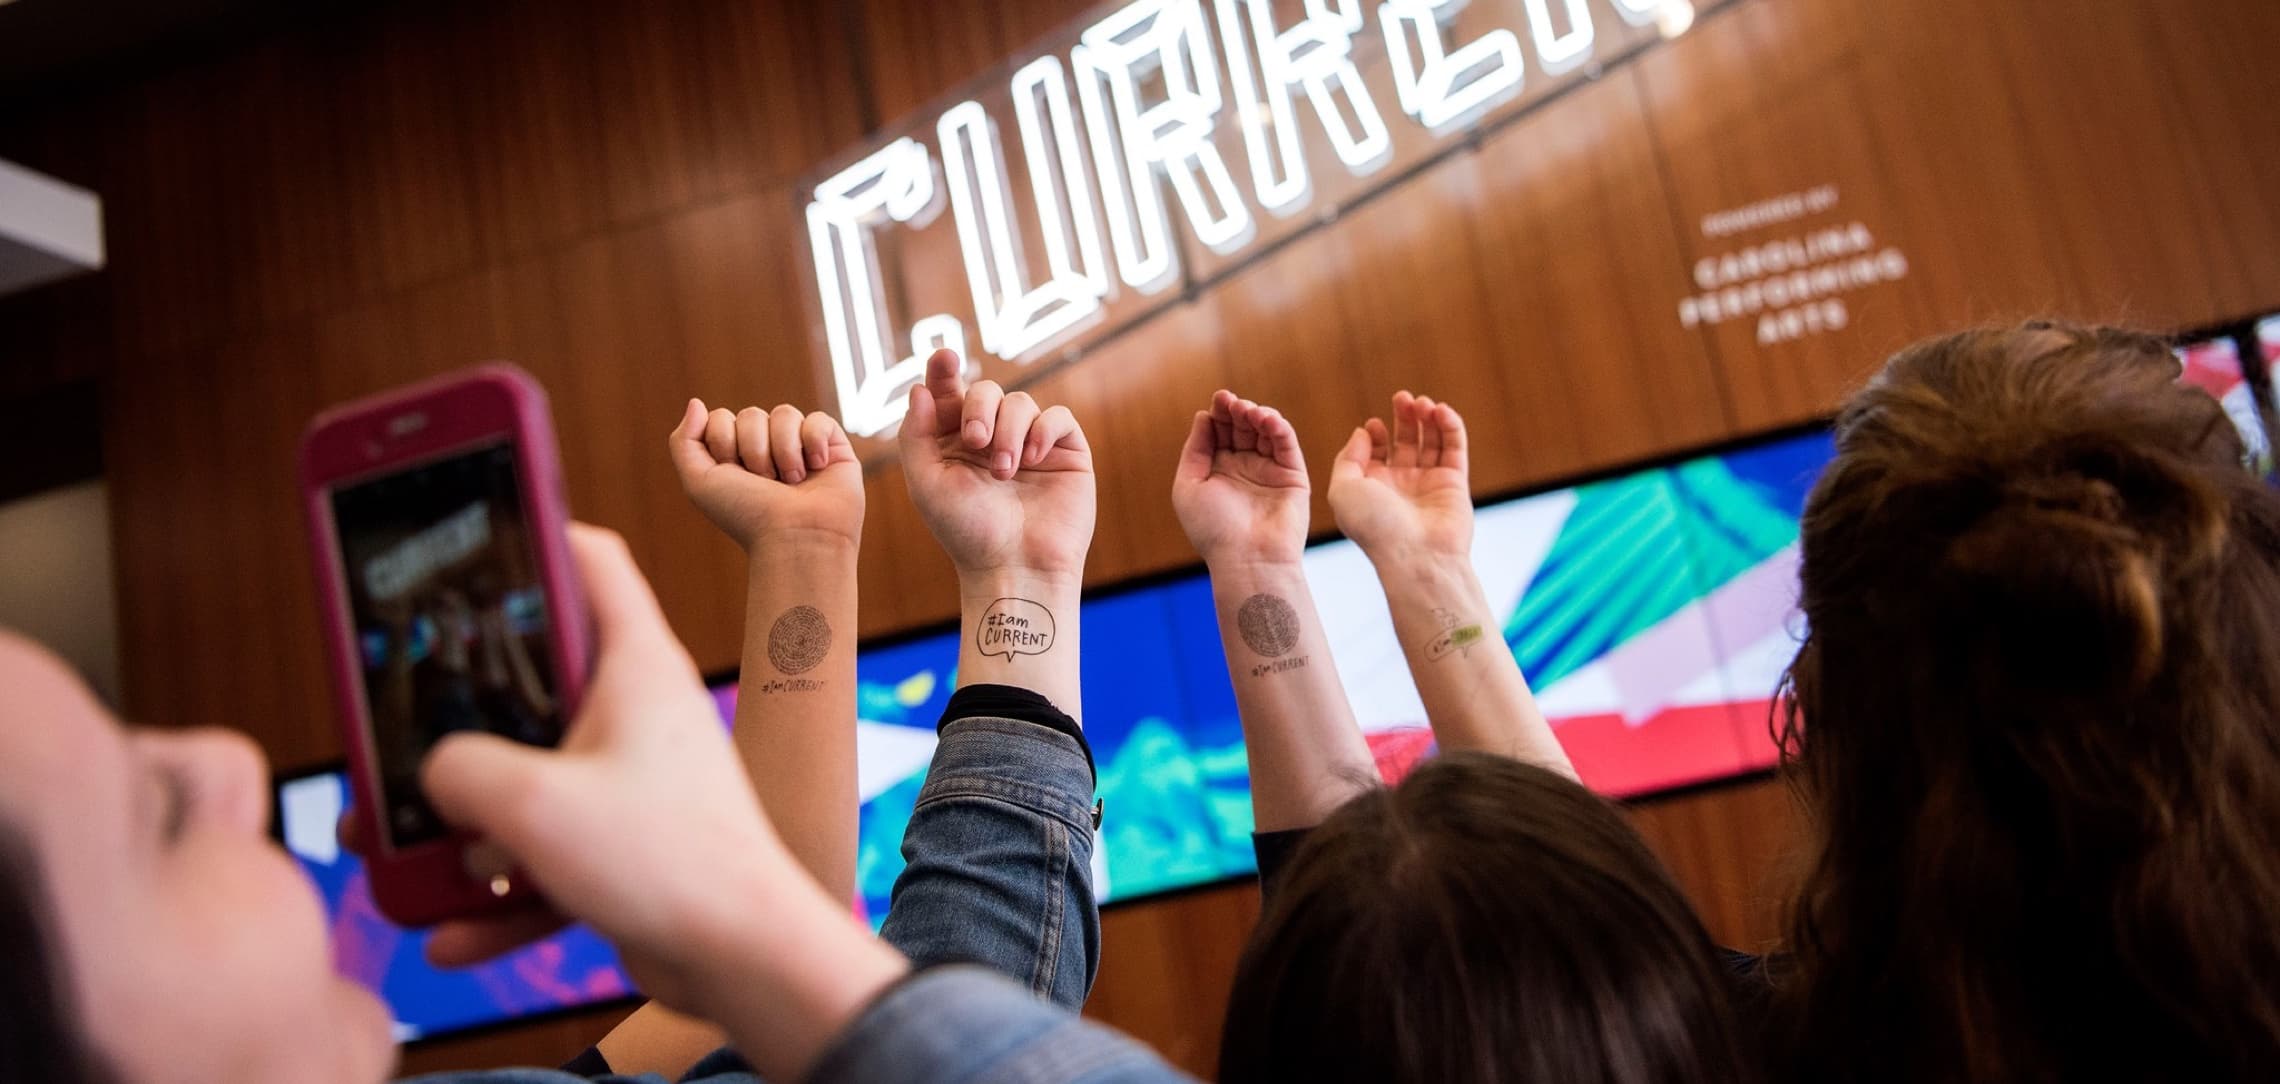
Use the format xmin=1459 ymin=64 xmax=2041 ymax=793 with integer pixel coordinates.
xmin=1236 ymin=593 xmax=1302 ymax=658
xmin=767 ymin=605 xmax=832 ymax=675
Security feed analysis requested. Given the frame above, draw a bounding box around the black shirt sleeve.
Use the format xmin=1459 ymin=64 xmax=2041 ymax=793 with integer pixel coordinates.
xmin=940 ymin=684 xmax=1096 ymax=786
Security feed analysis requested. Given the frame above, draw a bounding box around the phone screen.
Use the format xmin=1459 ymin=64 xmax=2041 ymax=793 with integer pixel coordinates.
xmin=329 ymin=440 xmax=565 ymax=850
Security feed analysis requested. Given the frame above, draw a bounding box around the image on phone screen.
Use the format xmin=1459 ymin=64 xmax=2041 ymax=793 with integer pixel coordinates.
xmin=329 ymin=441 xmax=564 ymax=850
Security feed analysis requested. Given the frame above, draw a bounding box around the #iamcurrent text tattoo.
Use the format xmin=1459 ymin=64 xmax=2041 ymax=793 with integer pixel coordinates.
xmin=978 ymin=598 xmax=1056 ymax=660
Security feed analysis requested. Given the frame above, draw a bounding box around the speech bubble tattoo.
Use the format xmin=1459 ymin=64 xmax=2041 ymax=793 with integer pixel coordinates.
xmin=978 ymin=598 xmax=1057 ymax=660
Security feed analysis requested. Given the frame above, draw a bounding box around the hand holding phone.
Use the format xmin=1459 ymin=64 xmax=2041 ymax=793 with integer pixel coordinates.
xmin=301 ymin=364 xmax=589 ymax=927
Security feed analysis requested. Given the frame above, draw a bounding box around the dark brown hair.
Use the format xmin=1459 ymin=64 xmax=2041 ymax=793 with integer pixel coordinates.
xmin=1219 ymin=753 xmax=1750 ymax=1084
xmin=0 ymin=819 xmax=117 ymax=1084
xmin=1773 ymin=322 xmax=2280 ymax=1081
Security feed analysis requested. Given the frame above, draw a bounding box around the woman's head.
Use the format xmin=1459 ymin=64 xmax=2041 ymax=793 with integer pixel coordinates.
xmin=0 ymin=632 xmax=394 ymax=1084
xmin=1219 ymin=753 xmax=1747 ymax=1084
xmin=1777 ymin=322 xmax=2280 ymax=1079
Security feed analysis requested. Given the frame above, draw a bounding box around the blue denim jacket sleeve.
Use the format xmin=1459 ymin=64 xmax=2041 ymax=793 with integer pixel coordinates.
xmin=877 ymin=686 xmax=1102 ymax=1009
xmin=803 ymin=965 xmax=1195 ymax=1083
xmin=401 ymin=690 xmax=1112 ymax=1083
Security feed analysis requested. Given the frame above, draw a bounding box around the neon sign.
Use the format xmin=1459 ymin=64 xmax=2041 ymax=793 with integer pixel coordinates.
xmin=806 ymin=0 xmax=1700 ymax=437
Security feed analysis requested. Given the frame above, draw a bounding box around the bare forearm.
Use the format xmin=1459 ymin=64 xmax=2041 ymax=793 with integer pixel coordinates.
xmin=1373 ymin=551 xmax=1574 ymax=778
xmin=1209 ymin=561 xmax=1376 ymax=831
xmin=736 ymin=532 xmax=861 ymax=901
xmin=955 ymin=569 xmax=1083 ymax=718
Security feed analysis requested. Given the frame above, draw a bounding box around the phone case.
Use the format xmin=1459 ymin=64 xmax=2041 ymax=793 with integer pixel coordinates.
xmin=299 ymin=363 xmax=589 ymax=928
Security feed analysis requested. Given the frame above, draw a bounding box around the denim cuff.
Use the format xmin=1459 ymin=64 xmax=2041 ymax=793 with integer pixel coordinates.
xmin=805 ymin=965 xmax=1177 ymax=1084
xmin=942 ymin=683 xmax=1095 ymax=786
xmin=920 ymin=715 xmax=1099 ymax=838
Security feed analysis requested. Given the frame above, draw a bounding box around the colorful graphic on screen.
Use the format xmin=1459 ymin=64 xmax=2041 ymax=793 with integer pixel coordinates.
xmin=2177 ymin=336 xmax=2270 ymax=474
xmin=277 ymin=770 xmax=633 ymax=1042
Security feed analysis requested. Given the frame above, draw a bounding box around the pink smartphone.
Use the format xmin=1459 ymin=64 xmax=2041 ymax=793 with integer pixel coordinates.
xmin=299 ymin=364 xmax=589 ymax=927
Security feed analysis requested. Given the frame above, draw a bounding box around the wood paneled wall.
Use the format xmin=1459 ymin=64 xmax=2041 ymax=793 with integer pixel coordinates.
xmin=5 ymin=0 xmax=2279 ymax=1076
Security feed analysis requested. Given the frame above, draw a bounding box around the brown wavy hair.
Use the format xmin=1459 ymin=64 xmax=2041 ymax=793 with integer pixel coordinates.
xmin=1772 ymin=323 xmax=2280 ymax=1081
xmin=1220 ymin=753 xmax=1750 ymax=1084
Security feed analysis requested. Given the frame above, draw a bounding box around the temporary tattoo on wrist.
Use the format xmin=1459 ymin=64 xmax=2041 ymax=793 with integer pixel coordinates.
xmin=1249 ymin=655 xmax=1310 ymax=678
xmin=758 ymin=677 xmax=824 ymax=694
xmin=979 ymin=598 xmax=1056 ymax=660
xmin=768 ymin=605 xmax=832 ymax=675
xmin=1236 ymin=593 xmax=1302 ymax=658
xmin=1424 ymin=606 xmax=1487 ymax=661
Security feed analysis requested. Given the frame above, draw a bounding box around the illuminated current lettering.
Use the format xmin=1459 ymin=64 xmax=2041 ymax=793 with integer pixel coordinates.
xmin=1076 ymin=0 xmax=1252 ymax=294
xmin=1217 ymin=0 xmax=1393 ymax=214
xmin=807 ymin=138 xmax=952 ymax=438
xmin=939 ymin=58 xmax=1112 ymax=362
xmin=805 ymin=0 xmax=1698 ymax=436
xmin=1381 ymin=0 xmax=1525 ymax=130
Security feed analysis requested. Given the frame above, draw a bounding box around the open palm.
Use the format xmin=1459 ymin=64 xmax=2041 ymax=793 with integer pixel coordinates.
xmin=899 ymin=349 xmax=1095 ymax=577
xmin=1173 ymin=391 xmax=1313 ymax=566
xmin=1329 ymin=391 xmax=1475 ymax=560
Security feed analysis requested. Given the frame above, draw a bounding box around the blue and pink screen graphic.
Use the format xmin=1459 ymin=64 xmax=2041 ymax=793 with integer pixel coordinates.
xmin=280 ymin=428 xmax=1834 ymax=1041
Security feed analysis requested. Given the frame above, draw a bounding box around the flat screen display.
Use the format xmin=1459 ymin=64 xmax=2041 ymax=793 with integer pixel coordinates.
xmin=326 ymin=442 xmax=565 ymax=850
xmin=831 ymin=426 xmax=1836 ymax=919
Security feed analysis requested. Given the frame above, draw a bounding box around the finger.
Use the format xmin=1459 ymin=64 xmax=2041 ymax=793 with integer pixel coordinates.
xmin=703 ymin=408 xmax=740 ymax=466
xmin=1028 ymin=404 xmax=1083 ymax=465
xmin=667 ymin=399 xmax=715 ymax=488
xmin=565 ymin=523 xmax=679 ymax=660
xmin=1177 ymin=410 xmax=1216 ymax=483
xmin=735 ymin=407 xmax=776 ymax=481
xmin=1435 ymin=403 xmax=1469 ymax=474
xmin=420 ymin=731 xmax=557 ymax=862
xmin=1419 ymin=396 xmax=1444 ymax=467
xmin=800 ymin=411 xmax=845 ymax=472
xmin=1211 ymin=389 xmax=1238 ymax=451
xmin=1364 ymin=417 xmax=1392 ymax=466
xmin=426 ymin=906 xmax=570 ymax=968
xmin=900 ymin=383 xmax=943 ymax=460
xmin=1232 ymin=398 xmax=1261 ymax=454
xmin=1256 ymin=407 xmax=1304 ymax=474
xmin=961 ymin=380 xmax=1005 ymax=450
xmin=1390 ymin=392 xmax=1419 ymax=468
xmin=992 ymin=393 xmax=1041 ymax=476
xmin=768 ymin=405 xmax=806 ymax=485
xmin=923 ymin=347 xmax=966 ymax=402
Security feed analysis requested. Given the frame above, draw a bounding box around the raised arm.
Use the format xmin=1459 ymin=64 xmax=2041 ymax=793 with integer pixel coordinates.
xmin=1171 ymin=391 xmax=1377 ymax=832
xmin=669 ymin=398 xmax=864 ymax=898
xmin=899 ymin=349 xmax=1091 ymax=712
xmin=586 ymin=400 xmax=864 ymax=1077
xmin=1327 ymin=392 xmax=1573 ymax=778
xmin=880 ymin=348 xmax=1104 ymax=1005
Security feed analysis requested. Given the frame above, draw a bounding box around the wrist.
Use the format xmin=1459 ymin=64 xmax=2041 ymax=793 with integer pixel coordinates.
xmin=956 ymin=565 xmax=1084 ymax=602
xmin=745 ymin=526 xmax=861 ymax=561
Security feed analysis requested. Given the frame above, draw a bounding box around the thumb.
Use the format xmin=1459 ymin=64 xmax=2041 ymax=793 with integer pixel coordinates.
xmin=420 ymin=730 xmax=564 ymax=857
xmin=1331 ymin=426 xmax=1371 ymax=482
xmin=1175 ymin=410 xmax=1215 ymax=484
xmin=667 ymin=398 xmax=715 ymax=488
xmin=899 ymin=383 xmax=943 ymax=465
